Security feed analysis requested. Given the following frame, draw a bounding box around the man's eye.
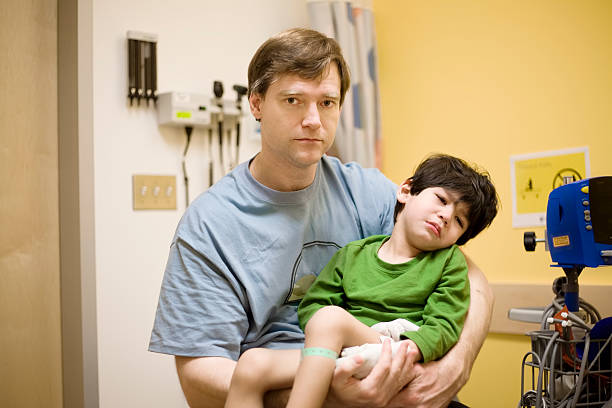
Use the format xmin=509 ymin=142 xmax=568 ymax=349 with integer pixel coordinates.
xmin=286 ymin=97 xmax=298 ymax=104
xmin=321 ymin=100 xmax=336 ymax=108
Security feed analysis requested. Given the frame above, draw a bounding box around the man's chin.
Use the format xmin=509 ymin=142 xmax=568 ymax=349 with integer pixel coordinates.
xmin=292 ymin=152 xmax=326 ymax=168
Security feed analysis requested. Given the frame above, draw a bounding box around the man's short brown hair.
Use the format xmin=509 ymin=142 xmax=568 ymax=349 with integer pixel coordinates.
xmin=248 ymin=28 xmax=351 ymax=105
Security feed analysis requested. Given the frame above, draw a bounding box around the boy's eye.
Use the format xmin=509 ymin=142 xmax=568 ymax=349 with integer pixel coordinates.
xmin=455 ymin=216 xmax=464 ymax=228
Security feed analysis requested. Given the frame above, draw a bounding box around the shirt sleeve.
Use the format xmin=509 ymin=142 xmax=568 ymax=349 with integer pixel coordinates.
xmin=401 ymin=247 xmax=470 ymax=362
xmin=297 ymin=247 xmax=348 ymax=330
xmin=149 ymin=237 xmax=248 ymax=360
xmin=360 ymin=166 xmax=397 ymax=237
xmin=368 ymin=169 xmax=398 ymax=236
xmin=335 ymin=159 xmax=397 ymax=237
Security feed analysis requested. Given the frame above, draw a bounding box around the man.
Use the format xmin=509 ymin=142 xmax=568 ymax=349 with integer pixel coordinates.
xmin=149 ymin=28 xmax=493 ymax=408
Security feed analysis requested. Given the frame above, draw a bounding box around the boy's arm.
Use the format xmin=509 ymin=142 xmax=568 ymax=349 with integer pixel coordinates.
xmin=387 ymin=253 xmax=494 ymax=408
xmin=175 ymin=356 xmax=236 ymax=408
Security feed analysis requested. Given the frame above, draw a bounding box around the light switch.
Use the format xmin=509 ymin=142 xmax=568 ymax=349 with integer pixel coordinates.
xmin=132 ymin=175 xmax=177 ymax=210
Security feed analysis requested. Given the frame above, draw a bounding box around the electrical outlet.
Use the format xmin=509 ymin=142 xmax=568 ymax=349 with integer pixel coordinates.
xmin=132 ymin=175 xmax=176 ymax=210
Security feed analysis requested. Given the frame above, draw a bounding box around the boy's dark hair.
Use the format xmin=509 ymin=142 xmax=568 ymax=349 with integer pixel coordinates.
xmin=394 ymin=154 xmax=499 ymax=246
xmin=247 ymin=28 xmax=351 ymax=106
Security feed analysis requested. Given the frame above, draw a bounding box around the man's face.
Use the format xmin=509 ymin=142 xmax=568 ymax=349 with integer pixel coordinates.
xmin=396 ymin=183 xmax=470 ymax=252
xmin=248 ymin=64 xmax=341 ymax=170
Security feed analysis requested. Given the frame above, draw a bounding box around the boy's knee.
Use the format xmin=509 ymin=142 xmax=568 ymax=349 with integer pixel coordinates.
xmin=306 ymin=305 xmax=350 ymax=336
xmin=232 ymin=348 xmax=273 ymax=388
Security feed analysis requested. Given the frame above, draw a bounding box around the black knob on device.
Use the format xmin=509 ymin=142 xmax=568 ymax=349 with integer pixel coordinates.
xmin=552 ymin=276 xmax=567 ymax=297
xmin=524 ymin=231 xmax=537 ymax=251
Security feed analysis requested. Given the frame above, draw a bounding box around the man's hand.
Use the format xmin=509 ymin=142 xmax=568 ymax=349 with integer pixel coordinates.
xmin=325 ymin=340 xmax=417 ymax=408
xmin=384 ymin=354 xmax=468 ymax=408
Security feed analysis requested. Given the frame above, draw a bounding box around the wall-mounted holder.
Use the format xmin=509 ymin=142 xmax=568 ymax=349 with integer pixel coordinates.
xmin=156 ymin=90 xmax=247 ymax=206
xmin=156 ymin=91 xmax=241 ymax=128
xmin=127 ymin=31 xmax=158 ymax=106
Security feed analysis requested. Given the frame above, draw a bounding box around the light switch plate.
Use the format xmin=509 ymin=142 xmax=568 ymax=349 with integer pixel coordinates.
xmin=132 ymin=175 xmax=177 ymax=210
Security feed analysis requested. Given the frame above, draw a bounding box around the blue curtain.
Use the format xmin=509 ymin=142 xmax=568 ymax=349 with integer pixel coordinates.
xmin=308 ymin=0 xmax=381 ymax=168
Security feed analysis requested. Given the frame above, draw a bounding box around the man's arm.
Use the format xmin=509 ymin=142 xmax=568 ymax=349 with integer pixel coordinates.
xmin=386 ymin=253 xmax=494 ymax=408
xmin=175 ymin=356 xmax=236 ymax=408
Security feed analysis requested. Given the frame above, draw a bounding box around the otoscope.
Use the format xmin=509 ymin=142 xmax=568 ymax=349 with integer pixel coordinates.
xmin=207 ymin=126 xmax=214 ymax=188
xmin=232 ymin=85 xmax=248 ymax=168
xmin=213 ymin=81 xmax=224 ymax=171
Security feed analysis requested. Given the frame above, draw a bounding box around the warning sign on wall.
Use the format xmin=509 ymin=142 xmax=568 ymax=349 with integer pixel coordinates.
xmin=510 ymin=147 xmax=590 ymax=227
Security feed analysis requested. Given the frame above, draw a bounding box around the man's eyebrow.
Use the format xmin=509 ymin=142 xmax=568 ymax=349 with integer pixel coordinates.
xmin=278 ymin=90 xmax=340 ymax=100
xmin=279 ymin=90 xmax=303 ymax=96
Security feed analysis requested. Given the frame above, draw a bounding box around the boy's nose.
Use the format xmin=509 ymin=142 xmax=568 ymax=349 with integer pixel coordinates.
xmin=438 ymin=206 xmax=453 ymax=223
xmin=438 ymin=214 xmax=448 ymax=225
xmin=302 ymin=103 xmax=322 ymax=129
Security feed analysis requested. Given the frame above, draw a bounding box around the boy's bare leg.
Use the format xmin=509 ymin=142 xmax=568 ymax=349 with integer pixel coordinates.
xmin=225 ymin=349 xmax=300 ymax=408
xmin=286 ymin=306 xmax=387 ymax=408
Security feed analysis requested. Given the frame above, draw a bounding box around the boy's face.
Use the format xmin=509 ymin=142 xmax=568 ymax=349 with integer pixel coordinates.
xmin=248 ymin=64 xmax=341 ymax=171
xmin=396 ymin=181 xmax=469 ymax=252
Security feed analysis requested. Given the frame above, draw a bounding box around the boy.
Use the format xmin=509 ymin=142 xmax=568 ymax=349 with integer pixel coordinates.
xmin=288 ymin=153 xmax=498 ymax=407
xmin=225 ymin=154 xmax=498 ymax=408
xmin=226 ymin=153 xmax=498 ymax=408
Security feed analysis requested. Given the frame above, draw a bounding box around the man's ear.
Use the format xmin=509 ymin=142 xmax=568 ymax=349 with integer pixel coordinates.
xmin=396 ymin=179 xmax=412 ymax=203
xmin=249 ymin=93 xmax=263 ymax=120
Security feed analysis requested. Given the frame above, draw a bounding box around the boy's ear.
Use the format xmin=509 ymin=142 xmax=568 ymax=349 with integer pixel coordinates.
xmin=249 ymin=93 xmax=263 ymax=120
xmin=396 ymin=179 xmax=412 ymax=203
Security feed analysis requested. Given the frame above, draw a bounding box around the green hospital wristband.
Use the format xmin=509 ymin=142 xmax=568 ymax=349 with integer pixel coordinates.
xmin=301 ymin=347 xmax=338 ymax=360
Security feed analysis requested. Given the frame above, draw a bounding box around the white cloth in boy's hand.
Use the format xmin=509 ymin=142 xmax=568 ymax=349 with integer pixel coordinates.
xmin=371 ymin=318 xmax=420 ymax=341
xmin=336 ymin=340 xmax=409 ymax=379
xmin=340 ymin=336 xmax=392 ymax=358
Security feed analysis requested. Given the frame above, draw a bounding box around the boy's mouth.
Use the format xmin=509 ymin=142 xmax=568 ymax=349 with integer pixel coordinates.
xmin=426 ymin=221 xmax=441 ymax=237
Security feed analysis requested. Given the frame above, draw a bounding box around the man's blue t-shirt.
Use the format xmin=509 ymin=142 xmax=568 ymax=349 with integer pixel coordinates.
xmin=149 ymin=155 xmax=396 ymax=360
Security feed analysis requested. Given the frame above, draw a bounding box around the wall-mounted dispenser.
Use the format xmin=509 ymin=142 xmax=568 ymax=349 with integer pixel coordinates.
xmin=127 ymin=31 xmax=158 ymax=106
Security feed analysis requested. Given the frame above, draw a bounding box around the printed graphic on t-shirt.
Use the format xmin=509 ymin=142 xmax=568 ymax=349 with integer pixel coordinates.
xmin=284 ymin=241 xmax=341 ymax=304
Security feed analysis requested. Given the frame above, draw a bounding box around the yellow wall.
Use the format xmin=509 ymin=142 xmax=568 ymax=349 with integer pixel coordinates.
xmin=373 ymin=1 xmax=612 ymax=406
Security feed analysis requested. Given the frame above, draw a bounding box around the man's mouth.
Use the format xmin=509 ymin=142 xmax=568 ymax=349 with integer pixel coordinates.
xmin=295 ymin=138 xmax=323 ymax=142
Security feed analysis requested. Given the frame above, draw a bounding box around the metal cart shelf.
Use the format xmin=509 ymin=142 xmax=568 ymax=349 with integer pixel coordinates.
xmin=520 ymin=329 xmax=612 ymax=408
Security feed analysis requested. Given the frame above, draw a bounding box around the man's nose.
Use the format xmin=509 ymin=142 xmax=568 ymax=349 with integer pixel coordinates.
xmin=302 ymin=103 xmax=322 ymax=129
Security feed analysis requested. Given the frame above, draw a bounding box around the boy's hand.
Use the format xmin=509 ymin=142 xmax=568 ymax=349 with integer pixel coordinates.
xmin=325 ymin=340 xmax=416 ymax=408
xmin=371 ymin=318 xmax=420 ymax=341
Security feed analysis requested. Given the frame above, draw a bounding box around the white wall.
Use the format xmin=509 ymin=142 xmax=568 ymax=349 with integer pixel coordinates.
xmin=92 ymin=1 xmax=308 ymax=406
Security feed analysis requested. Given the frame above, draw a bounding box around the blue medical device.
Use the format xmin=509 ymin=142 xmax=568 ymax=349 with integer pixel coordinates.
xmin=524 ymin=176 xmax=612 ymax=311
xmin=519 ymin=176 xmax=612 ymax=408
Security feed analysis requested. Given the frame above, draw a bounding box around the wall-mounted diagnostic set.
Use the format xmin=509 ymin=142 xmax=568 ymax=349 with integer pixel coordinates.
xmin=156 ymin=83 xmax=248 ymax=206
xmin=125 ymin=32 xmax=253 ymax=208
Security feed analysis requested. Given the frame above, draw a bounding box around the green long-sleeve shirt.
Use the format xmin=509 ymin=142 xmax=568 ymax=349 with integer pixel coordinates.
xmin=297 ymin=235 xmax=470 ymax=362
